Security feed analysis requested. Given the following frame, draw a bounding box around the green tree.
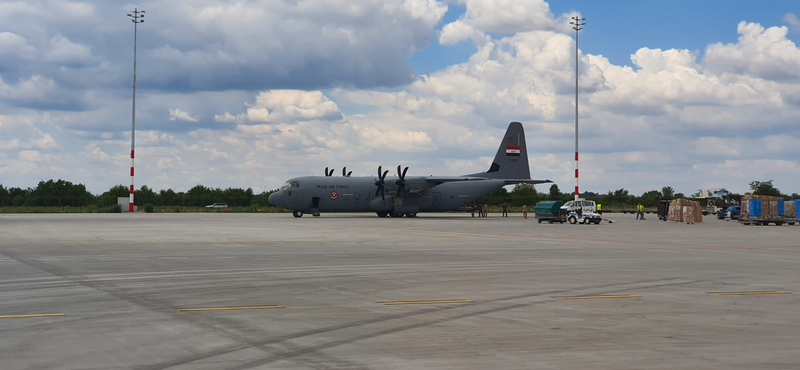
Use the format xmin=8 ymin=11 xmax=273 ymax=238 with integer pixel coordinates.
xmin=185 ymin=185 xmax=212 ymax=207
xmin=608 ymin=188 xmax=631 ymax=204
xmin=98 ymin=185 xmax=130 ymax=206
xmin=158 ymin=189 xmax=180 ymax=206
xmin=0 ymin=185 xmax=9 ymax=206
xmin=548 ymin=184 xmax=561 ymax=200
xmin=135 ymin=185 xmax=157 ymax=206
xmin=640 ymin=190 xmax=662 ymax=207
xmin=9 ymin=187 xmax=29 ymax=206
xmin=661 ymin=186 xmax=674 ymax=200
xmin=749 ymin=180 xmax=782 ymax=197
xmin=510 ymin=183 xmax=540 ymax=207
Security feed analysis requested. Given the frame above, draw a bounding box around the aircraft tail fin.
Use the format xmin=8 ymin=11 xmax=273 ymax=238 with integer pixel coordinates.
xmin=465 ymin=122 xmax=531 ymax=179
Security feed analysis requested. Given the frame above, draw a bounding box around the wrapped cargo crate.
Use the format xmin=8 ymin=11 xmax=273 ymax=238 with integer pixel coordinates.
xmin=777 ymin=199 xmax=785 ymax=216
xmin=683 ymin=206 xmax=695 ymax=224
xmin=749 ymin=199 xmax=762 ymax=217
xmin=785 ymin=201 xmax=797 ymax=218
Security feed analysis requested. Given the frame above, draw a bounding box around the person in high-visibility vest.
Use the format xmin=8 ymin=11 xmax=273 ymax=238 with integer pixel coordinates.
xmin=596 ymin=203 xmax=602 ymax=215
xmin=636 ymin=204 xmax=645 ymax=220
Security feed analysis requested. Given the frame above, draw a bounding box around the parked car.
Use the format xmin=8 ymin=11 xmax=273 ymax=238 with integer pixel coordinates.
xmin=205 ymin=203 xmax=228 ymax=208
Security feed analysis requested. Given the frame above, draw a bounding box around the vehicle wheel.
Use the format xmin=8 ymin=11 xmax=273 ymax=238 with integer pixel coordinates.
xmin=776 ymin=222 xmax=784 ymax=226
xmin=593 ymin=220 xmax=601 ymax=224
xmin=376 ymin=212 xmax=388 ymax=218
xmin=390 ymin=212 xmax=404 ymax=218
xmin=789 ymin=222 xmax=796 ymax=225
xmin=292 ymin=210 xmax=303 ymax=218
xmin=568 ymin=216 xmax=577 ymax=224
xmin=537 ymin=219 xmax=542 ymax=223
xmin=406 ymin=213 xmax=417 ymax=218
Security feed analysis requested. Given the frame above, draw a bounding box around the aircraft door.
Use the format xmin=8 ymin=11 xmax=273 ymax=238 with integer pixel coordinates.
xmin=354 ymin=192 xmax=360 ymax=205
xmin=312 ymin=197 xmax=320 ymax=209
xmin=432 ymin=192 xmax=441 ymax=210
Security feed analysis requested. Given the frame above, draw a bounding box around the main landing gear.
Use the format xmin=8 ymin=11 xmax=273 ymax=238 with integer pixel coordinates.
xmin=376 ymin=212 xmax=417 ymax=218
xmin=293 ymin=210 xmax=303 ymax=218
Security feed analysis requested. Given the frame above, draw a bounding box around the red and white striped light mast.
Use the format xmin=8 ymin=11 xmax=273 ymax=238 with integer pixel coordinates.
xmin=570 ymin=15 xmax=585 ymax=202
xmin=127 ymin=8 xmax=144 ymax=212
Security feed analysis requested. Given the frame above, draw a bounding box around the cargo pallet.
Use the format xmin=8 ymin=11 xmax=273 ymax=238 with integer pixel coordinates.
xmin=740 ymin=218 xmax=798 ymax=226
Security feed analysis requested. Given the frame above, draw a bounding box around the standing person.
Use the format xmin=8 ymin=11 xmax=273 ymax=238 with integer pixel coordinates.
xmin=596 ymin=203 xmax=602 ymax=215
xmin=640 ymin=204 xmax=646 ymax=220
xmin=636 ymin=203 xmax=643 ymax=220
xmin=502 ymin=203 xmax=508 ymax=217
xmin=522 ymin=204 xmax=528 ymax=219
xmin=482 ymin=204 xmax=489 ymax=217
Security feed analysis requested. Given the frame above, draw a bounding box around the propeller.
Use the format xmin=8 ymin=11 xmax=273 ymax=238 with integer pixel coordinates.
xmin=395 ymin=165 xmax=409 ymax=199
xmin=374 ymin=166 xmax=389 ymax=200
xmin=325 ymin=167 xmax=334 ymax=177
xmin=343 ymin=167 xmax=352 ymax=177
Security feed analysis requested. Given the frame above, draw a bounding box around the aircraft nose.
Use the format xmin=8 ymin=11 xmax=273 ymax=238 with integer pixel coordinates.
xmin=268 ymin=192 xmax=282 ymax=207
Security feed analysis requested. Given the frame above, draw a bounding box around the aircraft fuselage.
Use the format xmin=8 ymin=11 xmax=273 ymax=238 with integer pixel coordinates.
xmin=269 ymin=176 xmax=507 ymax=215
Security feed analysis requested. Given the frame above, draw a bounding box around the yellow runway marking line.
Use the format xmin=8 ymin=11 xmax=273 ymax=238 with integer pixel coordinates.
xmin=177 ymin=305 xmax=283 ymax=312
xmin=379 ymin=300 xmax=473 ymax=305
xmin=0 ymin=313 xmax=65 ymax=319
xmin=710 ymin=291 xmax=788 ymax=296
xmin=554 ymin=295 xmax=639 ymax=300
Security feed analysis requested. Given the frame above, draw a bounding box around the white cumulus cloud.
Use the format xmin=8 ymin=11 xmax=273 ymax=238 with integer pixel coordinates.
xmin=169 ymin=109 xmax=199 ymax=122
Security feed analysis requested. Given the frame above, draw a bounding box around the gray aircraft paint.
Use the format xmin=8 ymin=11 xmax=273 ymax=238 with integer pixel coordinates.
xmin=269 ymin=122 xmax=551 ymax=217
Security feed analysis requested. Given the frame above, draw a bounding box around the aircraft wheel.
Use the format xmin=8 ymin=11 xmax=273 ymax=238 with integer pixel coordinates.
xmin=376 ymin=212 xmax=388 ymax=218
xmin=568 ymin=216 xmax=577 ymax=224
xmin=389 ymin=212 xmax=404 ymax=218
xmin=292 ymin=210 xmax=303 ymax=218
xmin=405 ymin=213 xmax=417 ymax=218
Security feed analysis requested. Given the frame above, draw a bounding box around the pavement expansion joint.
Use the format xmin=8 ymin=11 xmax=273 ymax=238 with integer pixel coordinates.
xmin=709 ymin=291 xmax=788 ymax=295
xmin=554 ymin=294 xmax=639 ymax=299
xmin=378 ymin=300 xmax=473 ymax=305
xmin=177 ymin=305 xmax=284 ymax=312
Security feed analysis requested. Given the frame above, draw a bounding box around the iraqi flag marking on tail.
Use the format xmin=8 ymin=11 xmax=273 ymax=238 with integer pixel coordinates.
xmin=506 ymin=146 xmax=520 ymax=156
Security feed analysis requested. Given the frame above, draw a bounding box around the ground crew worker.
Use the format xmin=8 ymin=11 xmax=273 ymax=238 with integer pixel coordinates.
xmin=596 ymin=203 xmax=602 ymax=215
xmin=482 ymin=204 xmax=489 ymax=217
xmin=522 ymin=204 xmax=528 ymax=219
xmin=502 ymin=203 xmax=509 ymax=217
xmin=636 ymin=203 xmax=644 ymax=220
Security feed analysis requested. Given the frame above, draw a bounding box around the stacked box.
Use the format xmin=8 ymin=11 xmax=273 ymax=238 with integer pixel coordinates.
xmin=786 ymin=201 xmax=797 ymax=218
xmin=694 ymin=201 xmax=703 ymax=223
xmin=683 ymin=206 xmax=695 ymax=224
xmin=741 ymin=195 xmax=788 ymax=220
xmin=666 ymin=198 xmax=702 ymax=223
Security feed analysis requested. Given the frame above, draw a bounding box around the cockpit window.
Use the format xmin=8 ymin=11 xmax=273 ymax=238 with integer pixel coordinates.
xmin=283 ymin=182 xmax=292 ymax=189
xmin=292 ymin=181 xmax=300 ymax=188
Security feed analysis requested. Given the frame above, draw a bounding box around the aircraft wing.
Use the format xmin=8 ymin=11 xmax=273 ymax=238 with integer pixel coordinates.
xmin=504 ymin=179 xmax=553 ymax=185
xmin=423 ymin=177 xmax=552 ymax=185
xmin=423 ymin=176 xmax=491 ymax=185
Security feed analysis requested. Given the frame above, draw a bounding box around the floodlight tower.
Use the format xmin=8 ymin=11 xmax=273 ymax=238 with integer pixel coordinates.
xmin=127 ymin=7 xmax=144 ymax=212
xmin=570 ymin=15 xmax=585 ymax=202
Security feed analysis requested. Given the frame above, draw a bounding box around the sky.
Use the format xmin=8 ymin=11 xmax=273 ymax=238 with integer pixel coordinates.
xmin=1 ymin=0 xmax=799 ymax=196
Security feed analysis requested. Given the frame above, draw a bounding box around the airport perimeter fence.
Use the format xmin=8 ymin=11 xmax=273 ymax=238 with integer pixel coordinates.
xmin=0 ymin=196 xmax=283 ymax=213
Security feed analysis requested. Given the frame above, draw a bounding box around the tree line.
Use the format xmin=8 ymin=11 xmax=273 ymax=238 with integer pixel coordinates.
xmin=475 ymin=180 xmax=799 ymax=209
xmin=0 ymin=180 xmax=277 ymax=208
xmin=0 ymin=179 xmax=796 ymax=210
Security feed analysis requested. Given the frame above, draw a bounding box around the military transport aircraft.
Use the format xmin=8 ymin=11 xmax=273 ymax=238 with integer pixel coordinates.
xmin=268 ymin=122 xmax=551 ymax=217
